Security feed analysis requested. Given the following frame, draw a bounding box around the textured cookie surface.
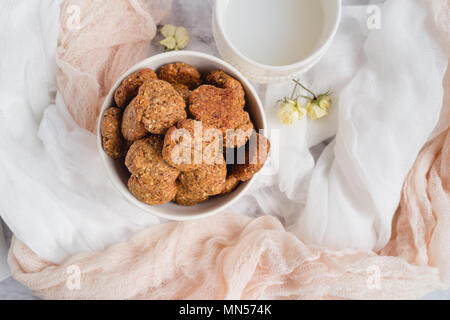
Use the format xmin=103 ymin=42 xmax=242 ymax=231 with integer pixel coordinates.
xmin=125 ymin=136 xmax=179 ymax=179
xmin=121 ymin=98 xmax=148 ymax=142
xmin=220 ymin=175 xmax=240 ymax=195
xmin=134 ymin=80 xmax=187 ymax=134
xmin=163 ymin=119 xmax=222 ymax=172
xmin=174 ymin=182 xmax=209 ymax=206
xmin=171 ymin=83 xmax=191 ymax=103
xmin=101 ymin=107 xmax=127 ymax=159
xmin=125 ymin=136 xmax=180 ymax=205
xmin=189 ymin=85 xmax=254 ymax=148
xmin=158 ymin=62 xmax=202 ymax=90
xmin=114 ymin=68 xmax=157 ymax=108
xmin=231 ymin=133 xmax=270 ymax=182
xmin=128 ymin=174 xmax=177 ymax=205
xmin=206 ymin=70 xmax=245 ymax=108
xmin=178 ymin=160 xmax=227 ymax=197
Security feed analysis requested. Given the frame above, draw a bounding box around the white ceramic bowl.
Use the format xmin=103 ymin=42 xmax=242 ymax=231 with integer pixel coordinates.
xmin=97 ymin=51 xmax=267 ymax=221
xmin=213 ymin=0 xmax=342 ymax=83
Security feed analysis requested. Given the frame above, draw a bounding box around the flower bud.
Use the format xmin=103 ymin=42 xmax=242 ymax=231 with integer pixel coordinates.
xmin=278 ymin=100 xmax=304 ymax=125
xmin=175 ymin=27 xmax=189 ymax=49
xmin=306 ymin=101 xmax=328 ymax=120
xmin=160 ymin=25 xmax=190 ymax=51
xmin=160 ymin=24 xmax=177 ymax=38
xmin=160 ymin=36 xmax=177 ymax=50
xmin=317 ymin=94 xmax=332 ymax=111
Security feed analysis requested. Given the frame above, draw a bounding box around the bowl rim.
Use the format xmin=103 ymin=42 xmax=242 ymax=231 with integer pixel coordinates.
xmin=213 ymin=0 xmax=342 ymax=71
xmin=97 ymin=50 xmax=268 ymax=221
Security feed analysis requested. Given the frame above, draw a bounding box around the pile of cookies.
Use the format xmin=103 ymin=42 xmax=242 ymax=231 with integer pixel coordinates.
xmin=101 ymin=62 xmax=270 ymax=206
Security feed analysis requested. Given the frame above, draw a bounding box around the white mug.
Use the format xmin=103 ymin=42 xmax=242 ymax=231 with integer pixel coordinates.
xmin=213 ymin=0 xmax=342 ymax=83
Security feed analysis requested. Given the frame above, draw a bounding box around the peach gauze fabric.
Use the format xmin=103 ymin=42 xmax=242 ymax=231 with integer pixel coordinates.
xmin=8 ymin=127 xmax=450 ymax=299
xmin=56 ymin=0 xmax=171 ymax=132
xmin=7 ymin=0 xmax=450 ymax=299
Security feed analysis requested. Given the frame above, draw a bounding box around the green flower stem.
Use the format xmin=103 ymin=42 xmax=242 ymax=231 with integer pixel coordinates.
xmin=293 ymin=79 xmax=317 ymax=100
xmin=290 ymin=82 xmax=299 ymax=101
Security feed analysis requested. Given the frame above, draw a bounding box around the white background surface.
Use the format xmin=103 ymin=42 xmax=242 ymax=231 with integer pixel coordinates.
xmin=0 ymin=0 xmax=449 ymax=300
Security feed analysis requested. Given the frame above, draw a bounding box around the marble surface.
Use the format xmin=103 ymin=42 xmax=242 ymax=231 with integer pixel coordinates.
xmin=0 ymin=0 xmax=449 ymax=300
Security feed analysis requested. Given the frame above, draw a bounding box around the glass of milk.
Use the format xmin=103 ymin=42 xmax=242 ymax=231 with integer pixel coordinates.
xmin=213 ymin=0 xmax=342 ymax=83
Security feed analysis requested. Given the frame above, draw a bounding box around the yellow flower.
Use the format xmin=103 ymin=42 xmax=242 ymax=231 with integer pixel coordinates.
xmin=306 ymin=101 xmax=328 ymax=120
xmin=160 ymin=37 xmax=177 ymax=50
xmin=160 ymin=24 xmax=189 ymax=51
xmin=160 ymin=24 xmax=177 ymax=38
xmin=317 ymin=94 xmax=332 ymax=111
xmin=174 ymin=27 xmax=189 ymax=49
xmin=278 ymin=100 xmax=305 ymax=125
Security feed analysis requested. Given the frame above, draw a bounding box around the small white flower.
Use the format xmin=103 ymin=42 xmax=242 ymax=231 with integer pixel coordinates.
xmin=160 ymin=25 xmax=190 ymax=51
xmin=317 ymin=94 xmax=332 ymax=111
xmin=174 ymin=27 xmax=189 ymax=49
xmin=306 ymin=101 xmax=327 ymax=120
xmin=160 ymin=37 xmax=177 ymax=50
xmin=278 ymin=100 xmax=304 ymax=125
xmin=160 ymin=24 xmax=177 ymax=38
xmin=306 ymin=94 xmax=332 ymax=120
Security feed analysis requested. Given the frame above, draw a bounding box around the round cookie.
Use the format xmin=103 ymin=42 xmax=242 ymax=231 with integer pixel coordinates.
xmin=174 ymin=182 xmax=209 ymax=206
xmin=101 ymin=107 xmax=127 ymax=159
xmin=125 ymin=136 xmax=179 ymax=181
xmin=189 ymin=85 xmax=254 ymax=148
xmin=134 ymin=80 xmax=187 ymax=134
xmin=158 ymin=62 xmax=202 ymax=90
xmin=178 ymin=161 xmax=227 ymax=197
xmin=114 ymin=68 xmax=157 ymax=108
xmin=125 ymin=136 xmax=180 ymax=206
xmin=225 ymin=112 xmax=254 ymax=148
xmin=162 ymin=119 xmax=222 ymax=172
xmin=231 ymin=133 xmax=271 ymax=182
xmin=121 ymin=98 xmax=148 ymax=142
xmin=172 ymin=83 xmax=191 ymax=103
xmin=206 ymin=70 xmax=245 ymax=108
xmin=219 ymin=175 xmax=240 ymax=195
xmin=128 ymin=174 xmax=177 ymax=206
